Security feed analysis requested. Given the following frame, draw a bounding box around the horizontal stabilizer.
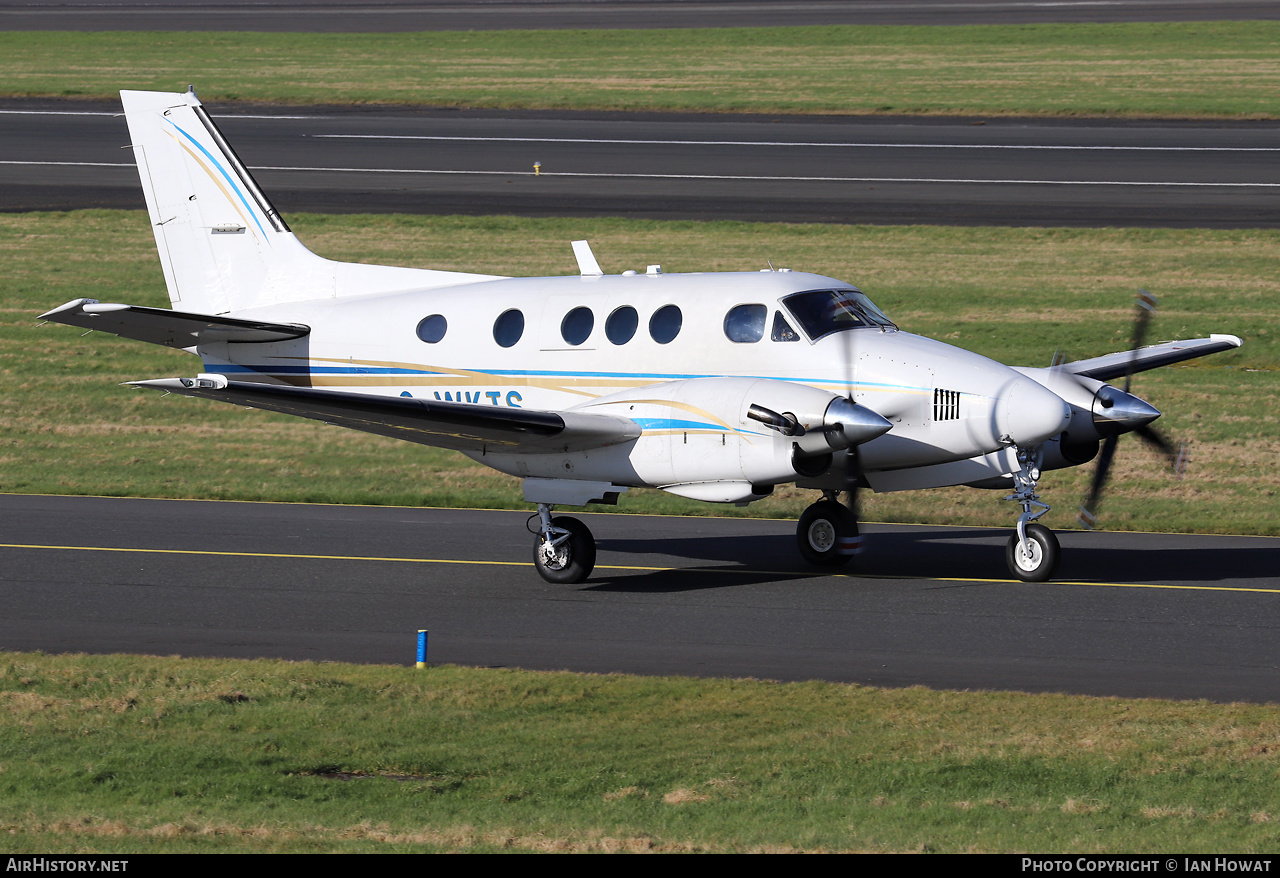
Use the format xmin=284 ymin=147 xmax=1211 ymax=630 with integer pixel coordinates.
xmin=129 ymin=378 xmax=642 ymax=453
xmin=40 ymin=299 xmax=310 ymax=349
xmin=1063 ymin=335 xmax=1243 ymax=381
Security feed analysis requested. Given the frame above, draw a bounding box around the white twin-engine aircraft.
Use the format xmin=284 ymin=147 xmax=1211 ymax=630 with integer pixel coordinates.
xmin=44 ymin=89 xmax=1242 ymax=584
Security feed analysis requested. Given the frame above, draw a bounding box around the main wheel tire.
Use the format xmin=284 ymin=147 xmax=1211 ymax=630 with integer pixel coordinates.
xmin=532 ymin=516 xmax=596 ymax=584
xmin=796 ymin=500 xmax=857 ymax=567
xmin=1005 ymin=523 xmax=1061 ymax=582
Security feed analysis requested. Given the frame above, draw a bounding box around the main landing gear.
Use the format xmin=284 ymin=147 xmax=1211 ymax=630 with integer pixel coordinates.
xmin=1004 ymin=445 xmax=1061 ymax=582
xmin=531 ymin=504 xmax=596 ymax=584
xmin=796 ymin=495 xmax=861 ymax=567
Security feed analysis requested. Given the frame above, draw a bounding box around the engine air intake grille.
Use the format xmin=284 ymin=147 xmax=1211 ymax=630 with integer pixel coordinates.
xmin=934 ymin=388 xmax=961 ymax=421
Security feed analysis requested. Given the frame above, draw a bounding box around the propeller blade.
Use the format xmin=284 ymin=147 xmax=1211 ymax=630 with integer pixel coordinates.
xmin=1135 ymin=424 xmax=1188 ymax=476
xmin=841 ymin=444 xmax=864 ymax=555
xmin=1077 ymin=291 xmax=1188 ymax=531
xmin=1078 ymin=433 xmax=1119 ymax=529
xmin=1124 ymin=289 xmax=1158 ymax=393
xmin=839 ymin=293 xmax=862 ymax=554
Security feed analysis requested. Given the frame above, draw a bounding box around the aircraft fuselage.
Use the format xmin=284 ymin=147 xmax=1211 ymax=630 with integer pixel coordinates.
xmin=203 ymin=269 xmax=1070 ymax=501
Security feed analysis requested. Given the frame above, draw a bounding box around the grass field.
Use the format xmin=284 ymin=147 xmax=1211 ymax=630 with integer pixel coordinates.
xmin=4 ymin=651 xmax=1280 ymax=853
xmin=4 ymin=211 xmax=1273 ymax=534
xmin=2 ymin=22 xmax=1280 ymax=118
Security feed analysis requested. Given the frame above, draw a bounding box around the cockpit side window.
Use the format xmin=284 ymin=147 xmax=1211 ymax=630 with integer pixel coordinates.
xmin=723 ymin=303 xmax=767 ymax=343
xmin=781 ymin=289 xmax=895 ymax=341
xmin=771 ymin=311 xmax=800 ymax=342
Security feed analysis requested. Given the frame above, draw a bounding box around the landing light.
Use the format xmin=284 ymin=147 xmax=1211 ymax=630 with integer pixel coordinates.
xmin=181 ymin=373 xmax=228 ymax=390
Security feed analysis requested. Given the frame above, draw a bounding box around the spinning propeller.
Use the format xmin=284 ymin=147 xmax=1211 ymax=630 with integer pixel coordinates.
xmin=746 ymin=291 xmax=890 ymax=562
xmin=1077 ymin=291 xmax=1188 ymax=528
xmin=838 ymin=301 xmax=865 ymax=553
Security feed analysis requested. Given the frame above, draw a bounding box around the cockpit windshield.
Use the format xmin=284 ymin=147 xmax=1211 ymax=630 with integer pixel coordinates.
xmin=781 ymin=288 xmax=896 ymax=341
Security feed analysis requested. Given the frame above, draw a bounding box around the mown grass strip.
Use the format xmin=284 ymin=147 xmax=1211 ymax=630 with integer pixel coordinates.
xmin=3 ymin=211 xmax=1272 ymax=535
xmin=3 ymin=651 xmax=1280 ymax=853
xmin=3 ymin=22 xmax=1280 ymax=118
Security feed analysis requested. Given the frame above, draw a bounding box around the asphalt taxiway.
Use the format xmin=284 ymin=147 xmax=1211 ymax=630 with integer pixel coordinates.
xmin=3 ymin=493 xmax=1277 ymax=702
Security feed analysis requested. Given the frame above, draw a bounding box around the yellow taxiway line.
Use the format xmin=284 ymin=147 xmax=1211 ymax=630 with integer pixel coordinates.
xmin=4 ymin=542 xmax=1279 ymax=594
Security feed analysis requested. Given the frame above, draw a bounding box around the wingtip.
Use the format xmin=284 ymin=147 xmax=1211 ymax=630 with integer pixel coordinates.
xmin=39 ymin=298 xmax=99 ymax=321
xmin=126 ymin=378 xmax=185 ymax=390
xmin=1209 ymin=333 xmax=1243 ymax=348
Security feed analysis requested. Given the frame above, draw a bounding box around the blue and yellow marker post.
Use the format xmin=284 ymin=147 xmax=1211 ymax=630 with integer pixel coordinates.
xmin=416 ymin=630 xmax=428 ymax=669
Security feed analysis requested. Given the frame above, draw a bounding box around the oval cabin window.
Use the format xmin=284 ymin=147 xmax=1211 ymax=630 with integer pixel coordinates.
xmin=561 ymin=306 xmax=594 ymax=346
xmin=724 ymin=304 xmax=766 ymax=343
xmin=606 ymin=306 xmax=638 ymax=345
xmin=416 ymin=314 xmax=447 ymax=344
xmin=493 ymin=309 xmax=525 ymax=348
xmin=649 ymin=305 xmax=682 ymax=345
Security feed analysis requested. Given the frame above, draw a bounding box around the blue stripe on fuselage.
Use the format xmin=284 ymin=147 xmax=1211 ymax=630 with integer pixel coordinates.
xmin=208 ymin=363 xmax=923 ymax=392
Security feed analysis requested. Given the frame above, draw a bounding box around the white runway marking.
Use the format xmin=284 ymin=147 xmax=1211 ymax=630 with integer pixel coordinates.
xmin=6 ymin=108 xmax=1276 ymax=152
xmin=316 ymin=133 xmax=1280 ymax=153
xmin=5 ymin=159 xmax=1276 ymax=188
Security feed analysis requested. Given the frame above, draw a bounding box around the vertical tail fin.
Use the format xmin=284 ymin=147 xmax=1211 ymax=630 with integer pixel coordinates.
xmin=122 ymin=87 xmax=334 ymax=313
xmin=122 ymin=88 xmax=503 ymax=313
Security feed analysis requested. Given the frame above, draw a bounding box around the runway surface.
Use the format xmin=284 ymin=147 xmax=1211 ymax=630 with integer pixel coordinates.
xmin=3 ymin=0 xmax=1277 ymax=32
xmin=5 ymin=99 xmax=1279 ymax=226
xmin=3 ymin=494 xmax=1278 ymax=702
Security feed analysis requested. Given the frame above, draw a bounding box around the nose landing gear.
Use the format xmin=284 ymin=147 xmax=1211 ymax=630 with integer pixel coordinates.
xmin=1004 ymin=445 xmax=1061 ymax=582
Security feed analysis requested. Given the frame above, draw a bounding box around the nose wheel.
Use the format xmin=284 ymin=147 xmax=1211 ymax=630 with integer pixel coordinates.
xmin=1005 ymin=523 xmax=1060 ymax=582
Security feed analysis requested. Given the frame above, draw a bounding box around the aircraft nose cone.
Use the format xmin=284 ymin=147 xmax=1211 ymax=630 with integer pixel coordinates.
xmin=823 ymin=397 xmax=893 ymax=449
xmin=997 ymin=377 xmax=1071 ymax=447
xmin=1092 ymin=385 xmax=1161 ymax=435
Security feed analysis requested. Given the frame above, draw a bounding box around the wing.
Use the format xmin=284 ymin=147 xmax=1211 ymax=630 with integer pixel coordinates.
xmin=1062 ymin=334 xmax=1243 ymax=381
xmin=129 ymin=377 xmax=642 ymax=453
xmin=40 ymin=299 xmax=309 ymax=349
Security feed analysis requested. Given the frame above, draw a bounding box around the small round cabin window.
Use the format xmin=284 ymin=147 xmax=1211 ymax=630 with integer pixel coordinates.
xmin=606 ymin=306 xmax=638 ymax=345
xmin=561 ymin=306 xmax=594 ymax=346
xmin=649 ymin=305 xmax=682 ymax=345
xmin=493 ymin=309 xmax=525 ymax=348
xmin=416 ymin=314 xmax=447 ymax=344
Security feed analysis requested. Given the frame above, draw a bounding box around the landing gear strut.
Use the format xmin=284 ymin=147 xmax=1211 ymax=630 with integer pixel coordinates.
xmin=796 ymin=496 xmax=860 ymax=567
xmin=1003 ymin=445 xmax=1061 ymax=582
xmin=531 ymin=504 xmax=596 ymax=584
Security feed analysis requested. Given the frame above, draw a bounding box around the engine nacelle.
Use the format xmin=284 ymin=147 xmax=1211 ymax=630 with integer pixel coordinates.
xmin=569 ymin=377 xmax=890 ymax=500
xmin=1017 ymin=367 xmax=1162 ymax=444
